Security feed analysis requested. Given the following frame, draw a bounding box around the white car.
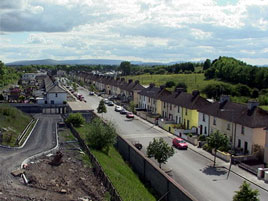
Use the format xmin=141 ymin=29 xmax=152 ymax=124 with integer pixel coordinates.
xmin=115 ymin=106 xmax=122 ymax=112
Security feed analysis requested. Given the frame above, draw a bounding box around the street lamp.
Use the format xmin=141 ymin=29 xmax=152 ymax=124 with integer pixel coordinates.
xmin=220 ymin=108 xmax=235 ymax=180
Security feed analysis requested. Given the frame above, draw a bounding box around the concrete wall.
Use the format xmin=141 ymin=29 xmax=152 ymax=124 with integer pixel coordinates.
xmin=116 ymin=136 xmax=196 ymax=201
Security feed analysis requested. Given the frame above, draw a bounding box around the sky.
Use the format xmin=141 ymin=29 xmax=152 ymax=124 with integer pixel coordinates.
xmin=0 ymin=0 xmax=268 ymax=65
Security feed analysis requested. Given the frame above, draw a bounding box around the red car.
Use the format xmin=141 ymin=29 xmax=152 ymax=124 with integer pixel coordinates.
xmin=172 ymin=137 xmax=188 ymax=150
xmin=126 ymin=112 xmax=134 ymax=119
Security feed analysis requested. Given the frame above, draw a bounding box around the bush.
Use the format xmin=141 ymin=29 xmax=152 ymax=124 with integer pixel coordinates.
xmin=65 ymin=113 xmax=85 ymax=127
xmin=198 ymin=134 xmax=206 ymax=141
xmin=85 ymin=118 xmax=117 ymax=154
xmin=202 ymin=143 xmax=212 ymax=152
xmin=165 ymin=81 xmax=175 ymax=88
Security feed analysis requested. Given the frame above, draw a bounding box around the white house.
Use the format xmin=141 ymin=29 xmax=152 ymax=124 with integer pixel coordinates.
xmin=46 ymin=84 xmax=67 ymax=104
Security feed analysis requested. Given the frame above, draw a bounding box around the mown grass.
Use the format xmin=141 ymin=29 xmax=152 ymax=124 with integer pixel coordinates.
xmin=75 ymin=123 xmax=156 ymax=201
xmin=124 ymin=73 xmax=225 ymax=93
xmin=260 ymin=105 xmax=268 ymax=111
xmin=0 ymin=104 xmax=32 ymax=146
xmin=92 ymin=147 xmax=156 ymax=201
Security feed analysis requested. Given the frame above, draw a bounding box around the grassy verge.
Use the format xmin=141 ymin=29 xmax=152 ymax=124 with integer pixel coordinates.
xmin=0 ymin=104 xmax=32 ymax=146
xmin=75 ymin=123 xmax=156 ymax=201
xmin=260 ymin=105 xmax=268 ymax=111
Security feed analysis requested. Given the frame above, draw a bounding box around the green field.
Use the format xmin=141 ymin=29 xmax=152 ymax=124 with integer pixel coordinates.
xmin=124 ymin=73 xmax=225 ymax=93
xmin=75 ymin=123 xmax=156 ymax=201
xmin=260 ymin=105 xmax=268 ymax=111
xmin=0 ymin=104 xmax=32 ymax=146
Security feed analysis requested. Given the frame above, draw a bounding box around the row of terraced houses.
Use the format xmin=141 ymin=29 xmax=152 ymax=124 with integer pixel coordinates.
xmin=73 ymin=72 xmax=268 ymax=163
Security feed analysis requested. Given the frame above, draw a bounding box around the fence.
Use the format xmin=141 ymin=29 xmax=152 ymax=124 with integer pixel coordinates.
xmin=116 ymin=135 xmax=197 ymax=201
xmin=67 ymin=123 xmax=122 ymax=201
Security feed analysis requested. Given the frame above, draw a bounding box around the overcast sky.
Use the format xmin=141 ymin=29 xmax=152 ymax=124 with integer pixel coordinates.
xmin=0 ymin=0 xmax=268 ymax=65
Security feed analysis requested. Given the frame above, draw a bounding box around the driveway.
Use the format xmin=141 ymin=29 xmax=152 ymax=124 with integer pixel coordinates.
xmin=0 ymin=114 xmax=61 ymax=187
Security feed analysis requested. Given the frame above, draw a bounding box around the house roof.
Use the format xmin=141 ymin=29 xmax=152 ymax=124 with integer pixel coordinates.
xmin=198 ymin=100 xmax=268 ymax=128
xmin=47 ymin=84 xmax=66 ymax=93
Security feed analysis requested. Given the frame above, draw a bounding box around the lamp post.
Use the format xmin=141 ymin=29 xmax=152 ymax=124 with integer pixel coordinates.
xmin=220 ymin=109 xmax=235 ymax=180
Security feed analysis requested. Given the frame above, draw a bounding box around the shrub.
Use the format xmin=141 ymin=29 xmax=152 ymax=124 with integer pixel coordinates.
xmin=198 ymin=134 xmax=206 ymax=141
xmin=65 ymin=113 xmax=85 ymax=127
xmin=85 ymin=118 xmax=117 ymax=154
xmin=202 ymin=143 xmax=212 ymax=152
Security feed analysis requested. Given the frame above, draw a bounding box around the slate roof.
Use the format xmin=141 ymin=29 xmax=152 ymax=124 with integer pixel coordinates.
xmin=198 ymin=100 xmax=268 ymax=128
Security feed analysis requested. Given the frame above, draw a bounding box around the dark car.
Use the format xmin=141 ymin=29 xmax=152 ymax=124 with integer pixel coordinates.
xmin=107 ymin=101 xmax=114 ymax=106
xmin=172 ymin=137 xmax=188 ymax=150
xmin=120 ymin=109 xmax=127 ymax=114
xmin=126 ymin=112 xmax=134 ymax=119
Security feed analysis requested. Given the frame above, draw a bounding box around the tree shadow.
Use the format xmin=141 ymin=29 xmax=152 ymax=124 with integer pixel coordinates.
xmin=201 ymin=165 xmax=227 ymax=176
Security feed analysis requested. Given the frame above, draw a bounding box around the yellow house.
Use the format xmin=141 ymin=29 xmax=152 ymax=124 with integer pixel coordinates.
xmin=160 ymin=90 xmax=210 ymax=131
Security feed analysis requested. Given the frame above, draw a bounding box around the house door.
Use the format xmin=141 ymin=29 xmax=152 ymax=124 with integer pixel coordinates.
xmin=200 ymin=125 xmax=203 ymax=134
xmin=244 ymin=141 xmax=248 ymax=154
xmin=176 ymin=116 xmax=178 ymax=124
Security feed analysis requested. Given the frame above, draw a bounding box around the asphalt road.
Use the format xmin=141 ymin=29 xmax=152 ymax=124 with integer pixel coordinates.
xmin=79 ymin=88 xmax=268 ymax=201
xmin=0 ymin=114 xmax=61 ymax=186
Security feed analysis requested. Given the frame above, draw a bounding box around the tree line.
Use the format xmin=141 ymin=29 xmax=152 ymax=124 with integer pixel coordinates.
xmin=0 ymin=61 xmax=21 ymax=89
xmin=204 ymin=56 xmax=268 ymax=89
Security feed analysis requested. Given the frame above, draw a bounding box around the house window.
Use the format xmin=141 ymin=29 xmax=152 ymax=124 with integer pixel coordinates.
xmin=179 ymin=117 xmax=181 ymax=124
xmin=185 ymin=109 xmax=187 ymax=115
xmin=204 ymin=127 xmax=207 ymax=134
xmin=213 ymin=118 xmax=216 ymax=125
xmin=238 ymin=139 xmax=241 ymax=148
xmin=55 ymin=93 xmax=58 ymax=97
xmin=241 ymin=126 xmax=245 ymax=134
xmin=170 ymin=104 xmax=172 ymax=110
xmin=164 ymin=102 xmax=166 ymax=108
xmin=202 ymin=114 xmax=205 ymax=122
xmin=177 ymin=106 xmax=180 ymax=113
xmin=227 ymin=123 xmax=230 ymax=130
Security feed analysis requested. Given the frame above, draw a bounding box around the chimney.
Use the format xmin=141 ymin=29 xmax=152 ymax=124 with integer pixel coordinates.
xmin=160 ymin=85 xmax=165 ymax=90
xmin=175 ymin=87 xmax=185 ymax=93
xmin=116 ymin=78 xmax=120 ymax=81
xmin=128 ymin=79 xmax=133 ymax=84
xmin=120 ymin=78 xmax=125 ymax=82
xmin=149 ymin=83 xmax=155 ymax=88
xmin=135 ymin=80 xmax=139 ymax=84
xmin=247 ymin=100 xmax=259 ymax=111
xmin=220 ymin=95 xmax=230 ymax=104
xmin=192 ymin=90 xmax=200 ymax=98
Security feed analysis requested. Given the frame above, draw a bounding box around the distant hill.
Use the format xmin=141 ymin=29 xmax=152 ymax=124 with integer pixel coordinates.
xmin=6 ymin=59 xmax=165 ymax=66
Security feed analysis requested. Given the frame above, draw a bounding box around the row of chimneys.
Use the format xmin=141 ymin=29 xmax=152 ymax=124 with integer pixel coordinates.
xmin=220 ymin=95 xmax=259 ymax=111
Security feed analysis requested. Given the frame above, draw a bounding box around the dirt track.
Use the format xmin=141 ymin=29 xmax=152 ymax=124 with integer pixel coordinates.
xmin=0 ymin=128 xmax=108 ymax=201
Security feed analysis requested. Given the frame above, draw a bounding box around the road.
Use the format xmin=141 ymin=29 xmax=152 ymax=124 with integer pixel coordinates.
xmin=0 ymin=114 xmax=61 ymax=187
xmin=79 ymin=88 xmax=268 ymax=201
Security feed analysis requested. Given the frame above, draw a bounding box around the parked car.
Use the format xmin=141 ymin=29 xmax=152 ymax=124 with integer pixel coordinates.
xmin=115 ymin=106 xmax=122 ymax=112
xmin=103 ymin=98 xmax=109 ymax=104
xmin=89 ymin=91 xmax=94 ymax=96
xmin=126 ymin=112 xmax=134 ymax=119
xmin=120 ymin=109 xmax=127 ymax=114
xmin=107 ymin=101 xmax=114 ymax=106
xmin=172 ymin=137 xmax=188 ymax=150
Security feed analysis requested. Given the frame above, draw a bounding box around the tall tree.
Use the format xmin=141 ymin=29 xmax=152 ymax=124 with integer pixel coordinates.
xmin=85 ymin=118 xmax=117 ymax=154
xmin=233 ymin=181 xmax=259 ymax=201
xmin=203 ymin=59 xmax=211 ymax=70
xmin=147 ymin=138 xmax=174 ymax=168
xmin=207 ymin=130 xmax=229 ymax=167
xmin=97 ymin=99 xmax=107 ymax=115
xmin=119 ymin=61 xmax=131 ymax=76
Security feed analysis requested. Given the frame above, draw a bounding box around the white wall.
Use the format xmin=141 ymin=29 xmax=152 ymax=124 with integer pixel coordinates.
xmin=198 ymin=112 xmax=209 ymax=136
xmin=47 ymin=92 xmax=67 ymax=104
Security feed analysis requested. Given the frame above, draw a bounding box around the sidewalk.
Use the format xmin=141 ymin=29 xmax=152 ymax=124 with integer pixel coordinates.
xmin=134 ymin=113 xmax=268 ymax=192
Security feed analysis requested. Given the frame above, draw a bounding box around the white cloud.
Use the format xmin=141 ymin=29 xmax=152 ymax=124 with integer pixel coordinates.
xmin=1 ymin=0 xmax=268 ymax=65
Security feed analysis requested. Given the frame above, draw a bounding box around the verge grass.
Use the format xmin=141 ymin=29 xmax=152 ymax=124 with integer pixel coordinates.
xmin=0 ymin=104 xmax=31 ymax=146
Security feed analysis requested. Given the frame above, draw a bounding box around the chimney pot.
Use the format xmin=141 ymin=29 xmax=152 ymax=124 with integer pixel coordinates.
xmin=247 ymin=100 xmax=259 ymax=111
xmin=149 ymin=83 xmax=155 ymax=88
xmin=128 ymin=79 xmax=133 ymax=84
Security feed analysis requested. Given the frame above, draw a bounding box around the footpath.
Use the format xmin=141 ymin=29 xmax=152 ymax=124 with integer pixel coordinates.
xmin=134 ymin=114 xmax=268 ymax=192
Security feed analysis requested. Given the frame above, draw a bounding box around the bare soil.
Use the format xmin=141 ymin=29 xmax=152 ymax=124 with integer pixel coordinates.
xmin=0 ymin=129 xmax=108 ymax=201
